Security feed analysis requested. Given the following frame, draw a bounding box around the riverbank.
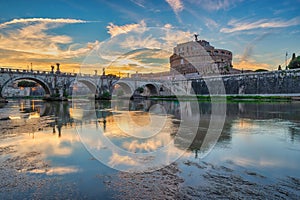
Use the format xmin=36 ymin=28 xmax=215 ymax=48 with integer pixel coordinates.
xmin=3 ymin=94 xmax=300 ymax=103
xmin=149 ymin=95 xmax=298 ymax=102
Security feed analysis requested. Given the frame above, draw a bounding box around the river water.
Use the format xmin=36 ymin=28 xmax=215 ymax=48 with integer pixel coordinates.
xmin=0 ymin=99 xmax=299 ymax=199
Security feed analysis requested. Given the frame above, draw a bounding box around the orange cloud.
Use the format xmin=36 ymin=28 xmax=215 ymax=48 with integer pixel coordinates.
xmin=233 ymin=60 xmax=271 ymax=71
xmin=0 ymin=18 xmax=99 ymax=73
xmin=0 ymin=22 xmax=97 ymax=57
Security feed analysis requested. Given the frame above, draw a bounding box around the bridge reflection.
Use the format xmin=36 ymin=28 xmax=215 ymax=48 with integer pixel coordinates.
xmin=1 ymin=99 xmax=300 ymax=158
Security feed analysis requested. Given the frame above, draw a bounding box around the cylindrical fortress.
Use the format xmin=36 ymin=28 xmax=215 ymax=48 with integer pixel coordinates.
xmin=170 ymin=40 xmax=233 ymax=75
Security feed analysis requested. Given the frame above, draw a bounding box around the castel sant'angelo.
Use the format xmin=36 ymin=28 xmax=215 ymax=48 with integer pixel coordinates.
xmin=133 ymin=35 xmax=240 ymax=79
xmin=170 ymin=35 xmax=238 ymax=76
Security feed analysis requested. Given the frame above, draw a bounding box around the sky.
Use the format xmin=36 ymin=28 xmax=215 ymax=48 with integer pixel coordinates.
xmin=0 ymin=0 xmax=299 ymax=75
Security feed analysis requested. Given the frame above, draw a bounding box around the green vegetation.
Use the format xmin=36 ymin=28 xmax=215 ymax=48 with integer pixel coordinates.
xmin=224 ymin=66 xmax=229 ymax=72
xmin=7 ymin=96 xmax=43 ymax=99
xmin=97 ymin=91 xmax=111 ymax=100
xmin=226 ymin=95 xmax=292 ymax=102
xmin=136 ymin=87 xmax=144 ymax=93
xmin=150 ymin=95 xmax=293 ymax=102
xmin=116 ymin=89 xmax=124 ymax=97
xmin=17 ymin=80 xmax=37 ymax=87
xmin=288 ymin=53 xmax=300 ymax=69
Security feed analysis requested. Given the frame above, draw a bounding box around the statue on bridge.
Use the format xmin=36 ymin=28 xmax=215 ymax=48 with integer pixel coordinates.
xmin=56 ymin=63 xmax=60 ymax=74
xmin=194 ymin=34 xmax=199 ymax=41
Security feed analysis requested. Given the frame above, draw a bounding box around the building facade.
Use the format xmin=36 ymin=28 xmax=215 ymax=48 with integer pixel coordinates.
xmin=170 ymin=39 xmax=233 ymax=75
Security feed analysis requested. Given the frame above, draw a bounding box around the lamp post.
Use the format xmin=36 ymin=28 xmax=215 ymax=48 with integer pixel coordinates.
xmin=285 ymin=52 xmax=288 ymax=70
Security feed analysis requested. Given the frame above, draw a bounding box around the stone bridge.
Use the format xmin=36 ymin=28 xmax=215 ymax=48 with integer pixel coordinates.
xmin=2 ymin=67 xmax=299 ymax=100
xmin=0 ymin=68 xmax=165 ymax=99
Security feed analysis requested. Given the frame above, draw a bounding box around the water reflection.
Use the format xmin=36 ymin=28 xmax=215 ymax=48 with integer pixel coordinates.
xmin=1 ymin=99 xmax=300 ymax=198
xmin=1 ymin=100 xmax=300 ymax=156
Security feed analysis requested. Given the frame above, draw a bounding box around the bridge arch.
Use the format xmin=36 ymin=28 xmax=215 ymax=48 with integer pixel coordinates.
xmin=143 ymin=83 xmax=159 ymax=95
xmin=1 ymin=76 xmax=52 ymax=97
xmin=70 ymin=79 xmax=98 ymax=97
xmin=77 ymin=79 xmax=97 ymax=93
xmin=112 ymin=81 xmax=134 ymax=96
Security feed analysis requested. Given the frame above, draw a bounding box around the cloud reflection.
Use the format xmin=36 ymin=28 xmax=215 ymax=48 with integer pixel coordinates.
xmin=30 ymin=166 xmax=80 ymax=175
xmin=108 ymin=153 xmax=138 ymax=167
xmin=123 ymin=140 xmax=162 ymax=152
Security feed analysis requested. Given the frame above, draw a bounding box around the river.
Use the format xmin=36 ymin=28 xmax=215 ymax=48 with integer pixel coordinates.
xmin=0 ymin=99 xmax=299 ymax=199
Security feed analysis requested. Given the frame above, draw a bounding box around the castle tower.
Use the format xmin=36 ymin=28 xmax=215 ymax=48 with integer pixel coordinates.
xmin=170 ymin=39 xmax=233 ymax=76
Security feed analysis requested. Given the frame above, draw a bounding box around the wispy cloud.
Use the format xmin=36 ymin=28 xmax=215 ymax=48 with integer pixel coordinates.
xmin=107 ymin=20 xmax=146 ymax=37
xmin=165 ymin=0 xmax=183 ymax=13
xmin=204 ymin=17 xmax=219 ymax=29
xmin=233 ymin=33 xmax=272 ymax=70
xmin=98 ymin=22 xmax=192 ymax=74
xmin=165 ymin=0 xmax=183 ymax=22
xmin=240 ymin=33 xmax=269 ymax=62
xmin=105 ymin=21 xmax=191 ymax=54
xmin=221 ymin=17 xmax=300 ymax=33
xmin=187 ymin=0 xmax=243 ymax=11
xmin=102 ymin=1 xmax=143 ymax=22
xmin=0 ymin=18 xmax=88 ymax=28
xmin=130 ymin=0 xmax=146 ymax=8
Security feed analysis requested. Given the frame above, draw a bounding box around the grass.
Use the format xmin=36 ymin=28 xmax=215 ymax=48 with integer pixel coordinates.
xmin=6 ymin=96 xmax=44 ymax=99
xmin=149 ymin=95 xmax=293 ymax=102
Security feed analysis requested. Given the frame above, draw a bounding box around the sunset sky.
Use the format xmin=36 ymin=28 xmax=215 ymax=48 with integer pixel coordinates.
xmin=0 ymin=0 xmax=299 ymax=74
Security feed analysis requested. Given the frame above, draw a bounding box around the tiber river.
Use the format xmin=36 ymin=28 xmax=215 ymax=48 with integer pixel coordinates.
xmin=0 ymin=99 xmax=299 ymax=199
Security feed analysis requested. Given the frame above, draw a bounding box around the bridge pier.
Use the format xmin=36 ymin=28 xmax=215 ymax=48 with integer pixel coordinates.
xmin=0 ymin=97 xmax=8 ymax=103
xmin=0 ymin=84 xmax=8 ymax=103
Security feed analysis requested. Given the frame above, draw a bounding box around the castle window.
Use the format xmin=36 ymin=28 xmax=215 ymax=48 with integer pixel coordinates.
xmin=181 ymin=58 xmax=184 ymax=64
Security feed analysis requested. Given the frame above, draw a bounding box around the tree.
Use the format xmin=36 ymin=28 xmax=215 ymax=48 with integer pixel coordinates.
xmin=99 ymin=90 xmax=111 ymax=100
xmin=278 ymin=65 xmax=282 ymax=70
xmin=224 ymin=65 xmax=229 ymax=72
xmin=116 ymin=89 xmax=124 ymax=97
xmin=288 ymin=54 xmax=300 ymax=69
xmin=17 ymin=80 xmax=37 ymax=87
xmin=292 ymin=53 xmax=296 ymax=60
xmin=136 ymin=87 xmax=144 ymax=93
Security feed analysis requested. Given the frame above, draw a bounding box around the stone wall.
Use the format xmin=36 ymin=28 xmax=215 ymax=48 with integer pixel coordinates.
xmin=191 ymin=69 xmax=300 ymax=95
